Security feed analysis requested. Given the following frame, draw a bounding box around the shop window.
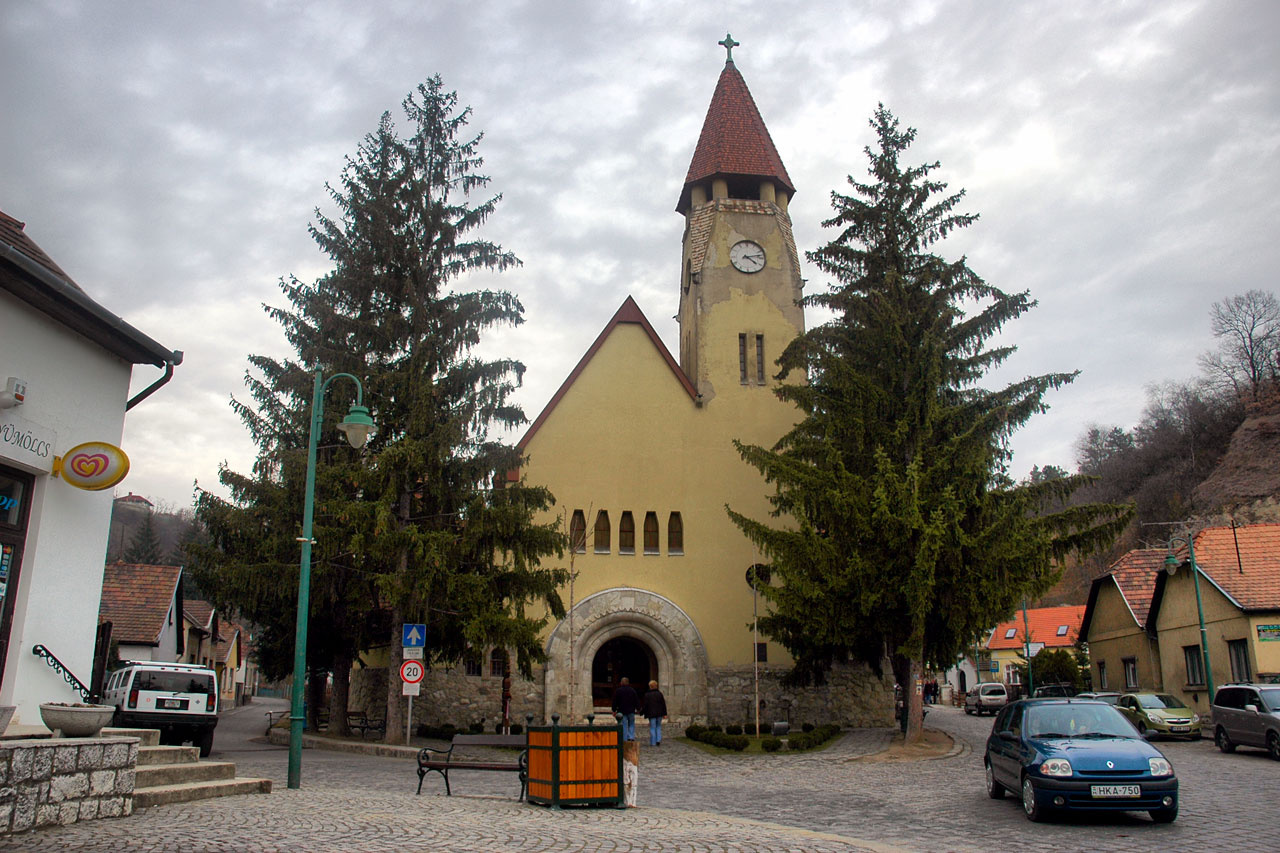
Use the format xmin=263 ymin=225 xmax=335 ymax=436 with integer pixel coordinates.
xmin=667 ymin=512 xmax=683 ymax=554
xmin=619 ymin=512 xmax=635 ymax=554
xmin=569 ymin=510 xmax=586 ymax=554
xmin=594 ymin=511 xmax=610 ymax=554
xmin=643 ymin=512 xmax=659 ymax=554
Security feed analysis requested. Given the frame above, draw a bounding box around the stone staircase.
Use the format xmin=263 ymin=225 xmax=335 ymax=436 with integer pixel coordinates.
xmin=105 ymin=728 xmax=271 ymax=807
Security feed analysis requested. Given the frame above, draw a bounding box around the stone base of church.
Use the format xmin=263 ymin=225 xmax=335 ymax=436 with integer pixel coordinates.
xmin=350 ymin=664 xmax=546 ymax=731
xmin=704 ymin=662 xmax=894 ymax=728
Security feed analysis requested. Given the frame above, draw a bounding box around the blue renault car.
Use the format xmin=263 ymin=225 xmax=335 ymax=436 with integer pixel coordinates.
xmin=984 ymin=698 xmax=1178 ymax=823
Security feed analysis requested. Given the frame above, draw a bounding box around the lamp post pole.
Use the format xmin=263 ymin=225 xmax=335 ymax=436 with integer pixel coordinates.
xmin=1023 ymin=599 xmax=1033 ymax=697
xmin=288 ymin=371 xmax=374 ymax=790
xmin=1165 ymin=533 xmax=1214 ymax=704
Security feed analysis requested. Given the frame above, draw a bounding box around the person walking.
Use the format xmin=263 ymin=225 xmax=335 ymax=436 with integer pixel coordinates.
xmin=642 ymin=679 xmax=668 ymax=746
xmin=612 ymin=677 xmax=640 ymax=741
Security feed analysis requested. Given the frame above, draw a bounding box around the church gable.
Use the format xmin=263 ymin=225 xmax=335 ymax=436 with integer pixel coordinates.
xmin=518 ymin=296 xmax=696 ymax=453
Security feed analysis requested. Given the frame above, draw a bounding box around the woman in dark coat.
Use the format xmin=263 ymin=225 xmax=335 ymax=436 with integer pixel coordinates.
xmin=642 ymin=680 xmax=668 ymax=746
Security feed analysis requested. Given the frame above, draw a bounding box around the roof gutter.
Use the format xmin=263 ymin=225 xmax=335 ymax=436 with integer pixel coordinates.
xmin=0 ymin=237 xmax=183 ymax=406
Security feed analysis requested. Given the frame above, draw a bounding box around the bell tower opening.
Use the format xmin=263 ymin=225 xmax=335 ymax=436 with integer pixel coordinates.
xmin=591 ymin=636 xmax=657 ymax=708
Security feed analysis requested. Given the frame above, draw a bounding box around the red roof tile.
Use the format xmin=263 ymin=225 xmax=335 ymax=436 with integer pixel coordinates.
xmin=215 ymin=620 xmax=241 ymax=664
xmin=0 ymin=209 xmax=82 ymax=291
xmin=988 ymin=605 xmax=1086 ymax=651
xmin=98 ymin=562 xmax=182 ymax=646
xmin=1179 ymin=523 xmax=1280 ymax=610
xmin=678 ymin=61 xmax=794 ymax=212
xmin=1108 ymin=549 xmax=1165 ymax=627
xmin=184 ymin=599 xmax=215 ymax=632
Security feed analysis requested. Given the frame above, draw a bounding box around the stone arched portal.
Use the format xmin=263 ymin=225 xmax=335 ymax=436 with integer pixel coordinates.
xmin=544 ymin=587 xmax=708 ymax=725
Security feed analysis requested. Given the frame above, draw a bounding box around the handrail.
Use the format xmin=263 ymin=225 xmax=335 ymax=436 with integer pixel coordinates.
xmin=31 ymin=645 xmax=92 ymax=702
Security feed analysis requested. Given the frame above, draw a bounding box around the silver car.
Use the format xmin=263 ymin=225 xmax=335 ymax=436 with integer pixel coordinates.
xmin=965 ymin=682 xmax=1009 ymax=716
xmin=1211 ymin=683 xmax=1280 ymax=760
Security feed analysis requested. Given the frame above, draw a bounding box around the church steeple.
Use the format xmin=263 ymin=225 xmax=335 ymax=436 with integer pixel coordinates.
xmin=675 ymin=38 xmax=804 ymax=404
xmin=676 ymin=36 xmax=795 ymax=214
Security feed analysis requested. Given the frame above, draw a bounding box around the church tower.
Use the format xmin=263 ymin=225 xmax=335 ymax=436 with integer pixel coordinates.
xmin=676 ymin=36 xmax=805 ymax=403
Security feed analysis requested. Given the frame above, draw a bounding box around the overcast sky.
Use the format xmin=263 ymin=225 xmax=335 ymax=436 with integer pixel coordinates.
xmin=3 ymin=0 xmax=1278 ymax=510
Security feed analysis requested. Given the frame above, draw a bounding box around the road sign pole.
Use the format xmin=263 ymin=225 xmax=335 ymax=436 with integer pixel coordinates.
xmin=407 ymin=694 xmax=412 ymax=745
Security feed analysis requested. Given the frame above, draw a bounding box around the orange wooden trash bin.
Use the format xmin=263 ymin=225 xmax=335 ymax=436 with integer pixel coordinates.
xmin=525 ymin=713 xmax=624 ymax=808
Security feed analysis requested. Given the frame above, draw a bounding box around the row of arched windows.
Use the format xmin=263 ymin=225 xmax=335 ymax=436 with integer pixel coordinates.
xmin=569 ymin=509 xmax=683 ymax=555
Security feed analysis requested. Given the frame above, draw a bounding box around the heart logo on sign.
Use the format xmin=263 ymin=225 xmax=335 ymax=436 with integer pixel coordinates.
xmin=70 ymin=453 xmax=111 ymax=478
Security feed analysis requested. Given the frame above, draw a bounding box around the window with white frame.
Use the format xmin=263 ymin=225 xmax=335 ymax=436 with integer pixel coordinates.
xmin=1122 ymin=657 xmax=1138 ymax=689
xmin=1183 ymin=645 xmax=1205 ymax=686
xmin=1228 ymin=639 xmax=1252 ymax=682
xmin=1097 ymin=660 xmax=1108 ymax=690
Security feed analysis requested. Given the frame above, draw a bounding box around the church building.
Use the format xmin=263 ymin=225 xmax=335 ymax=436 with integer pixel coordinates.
xmin=414 ymin=43 xmax=892 ymax=730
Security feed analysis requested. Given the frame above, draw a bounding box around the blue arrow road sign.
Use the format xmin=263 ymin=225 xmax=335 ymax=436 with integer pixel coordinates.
xmin=402 ymin=623 xmax=426 ymax=647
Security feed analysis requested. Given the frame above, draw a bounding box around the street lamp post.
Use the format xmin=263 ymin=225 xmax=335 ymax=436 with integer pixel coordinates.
xmin=1164 ymin=534 xmax=1214 ymax=703
xmin=288 ymin=371 xmax=374 ymax=790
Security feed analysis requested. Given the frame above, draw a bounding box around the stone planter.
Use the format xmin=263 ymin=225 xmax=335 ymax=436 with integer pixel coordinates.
xmin=38 ymin=703 xmax=114 ymax=737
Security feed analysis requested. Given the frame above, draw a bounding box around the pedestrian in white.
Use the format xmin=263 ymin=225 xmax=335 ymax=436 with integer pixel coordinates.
xmin=622 ymin=740 xmax=639 ymax=807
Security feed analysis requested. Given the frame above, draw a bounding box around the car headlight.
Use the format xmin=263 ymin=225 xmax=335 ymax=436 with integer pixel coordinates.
xmin=1040 ymin=758 xmax=1073 ymax=777
xmin=1191 ymin=714 xmax=1200 ymax=724
xmin=1148 ymin=757 xmax=1172 ymax=777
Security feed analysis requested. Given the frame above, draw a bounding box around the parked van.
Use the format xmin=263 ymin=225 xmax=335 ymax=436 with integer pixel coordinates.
xmin=102 ymin=662 xmax=219 ymax=756
xmin=964 ymin=682 xmax=1009 ymax=715
xmin=1211 ymin=683 xmax=1280 ymax=760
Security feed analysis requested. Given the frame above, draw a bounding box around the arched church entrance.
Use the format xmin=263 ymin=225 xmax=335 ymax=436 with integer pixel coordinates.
xmin=591 ymin=636 xmax=657 ymax=708
xmin=544 ymin=588 xmax=709 ymax=723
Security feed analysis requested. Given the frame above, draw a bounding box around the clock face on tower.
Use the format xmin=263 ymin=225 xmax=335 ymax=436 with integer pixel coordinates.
xmin=729 ymin=240 xmax=766 ymax=273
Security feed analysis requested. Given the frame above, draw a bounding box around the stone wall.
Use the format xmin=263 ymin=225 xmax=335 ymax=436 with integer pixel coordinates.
xmin=0 ymin=736 xmax=138 ymax=834
xmin=350 ymin=664 xmax=545 ymax=731
xmin=705 ymin=662 xmax=895 ymax=728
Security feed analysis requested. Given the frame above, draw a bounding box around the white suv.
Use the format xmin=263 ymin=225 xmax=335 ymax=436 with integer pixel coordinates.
xmin=964 ymin=682 xmax=1009 ymax=716
xmin=102 ymin=662 xmax=219 ymax=756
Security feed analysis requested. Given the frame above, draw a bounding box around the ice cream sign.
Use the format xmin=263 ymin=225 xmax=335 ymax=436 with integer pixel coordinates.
xmin=53 ymin=441 xmax=130 ymax=491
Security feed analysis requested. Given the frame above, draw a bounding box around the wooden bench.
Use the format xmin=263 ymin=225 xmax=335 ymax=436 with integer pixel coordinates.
xmin=416 ymin=733 xmax=528 ymax=800
xmin=347 ymin=711 xmax=386 ymax=739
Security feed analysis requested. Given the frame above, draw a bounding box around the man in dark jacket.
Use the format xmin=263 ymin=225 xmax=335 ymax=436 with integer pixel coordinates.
xmin=612 ymin=677 xmax=640 ymax=741
xmin=642 ymin=680 xmax=668 ymax=746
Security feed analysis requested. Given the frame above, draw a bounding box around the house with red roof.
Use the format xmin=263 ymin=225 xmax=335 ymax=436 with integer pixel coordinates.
xmin=985 ymin=605 xmax=1087 ymax=694
xmin=1080 ymin=549 xmax=1166 ymax=692
xmin=181 ymin=598 xmax=218 ymax=669
xmin=0 ymin=209 xmax=180 ymax=723
xmin=97 ymin=562 xmax=184 ymax=662
xmin=1147 ymin=523 xmax=1280 ymax=714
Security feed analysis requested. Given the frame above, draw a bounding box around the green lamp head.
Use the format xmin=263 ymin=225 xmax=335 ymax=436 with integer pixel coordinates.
xmin=337 ymin=404 xmax=375 ymax=449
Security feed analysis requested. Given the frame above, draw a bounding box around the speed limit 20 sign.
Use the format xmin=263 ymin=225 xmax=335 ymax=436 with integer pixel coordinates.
xmin=400 ymin=660 xmax=425 ymax=683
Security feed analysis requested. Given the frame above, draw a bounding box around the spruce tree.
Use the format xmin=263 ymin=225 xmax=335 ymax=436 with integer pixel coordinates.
xmin=728 ymin=106 xmax=1129 ymax=741
xmin=190 ymin=77 xmax=567 ymax=740
xmin=123 ymin=510 xmax=163 ymax=564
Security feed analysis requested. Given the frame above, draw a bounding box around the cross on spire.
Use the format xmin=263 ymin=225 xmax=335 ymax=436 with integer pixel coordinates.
xmin=718 ymin=33 xmax=739 ymax=63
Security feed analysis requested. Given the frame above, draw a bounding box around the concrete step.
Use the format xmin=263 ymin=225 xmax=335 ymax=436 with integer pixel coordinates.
xmin=101 ymin=727 xmax=160 ymax=746
xmin=136 ymin=745 xmax=200 ymax=766
xmin=136 ymin=760 xmax=237 ymax=788
xmin=133 ymin=777 xmax=272 ymax=808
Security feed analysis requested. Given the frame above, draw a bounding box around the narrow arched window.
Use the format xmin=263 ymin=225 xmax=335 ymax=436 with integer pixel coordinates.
xmin=490 ymin=648 xmax=506 ymax=677
xmin=619 ymin=512 xmax=635 ymax=554
xmin=594 ymin=511 xmax=611 ymax=553
xmin=668 ymin=512 xmax=683 ymax=554
xmin=643 ymin=512 xmax=659 ymax=554
xmin=570 ymin=510 xmax=586 ymax=553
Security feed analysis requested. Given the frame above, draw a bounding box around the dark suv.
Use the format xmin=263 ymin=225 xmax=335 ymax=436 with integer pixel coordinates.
xmin=1211 ymin=683 xmax=1280 ymax=760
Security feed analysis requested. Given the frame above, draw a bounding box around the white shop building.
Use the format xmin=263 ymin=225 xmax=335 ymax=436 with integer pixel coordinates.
xmin=0 ymin=209 xmax=181 ymax=726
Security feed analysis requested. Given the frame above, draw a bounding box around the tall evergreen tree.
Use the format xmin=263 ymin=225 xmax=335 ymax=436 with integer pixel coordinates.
xmin=190 ymin=77 xmax=567 ymax=740
xmin=728 ymin=106 xmax=1129 ymax=741
xmin=123 ymin=510 xmax=163 ymax=564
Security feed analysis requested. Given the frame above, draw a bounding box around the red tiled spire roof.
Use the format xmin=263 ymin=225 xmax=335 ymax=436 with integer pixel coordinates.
xmin=987 ymin=605 xmax=1086 ymax=651
xmin=677 ymin=60 xmax=794 ymax=212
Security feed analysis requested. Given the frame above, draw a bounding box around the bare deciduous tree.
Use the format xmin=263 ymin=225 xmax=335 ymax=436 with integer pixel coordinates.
xmin=1198 ymin=289 xmax=1280 ymax=401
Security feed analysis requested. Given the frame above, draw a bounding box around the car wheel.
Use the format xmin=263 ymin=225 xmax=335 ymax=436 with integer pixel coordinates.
xmin=1267 ymin=732 xmax=1280 ymax=762
xmin=197 ymin=728 xmax=214 ymax=758
xmin=1150 ymin=803 xmax=1178 ymax=823
xmin=1215 ymin=726 xmax=1236 ymax=754
xmin=1021 ymin=776 xmax=1048 ymax=822
xmin=984 ymin=761 xmax=1004 ymax=799
xmin=965 ymin=706 xmax=973 ymax=715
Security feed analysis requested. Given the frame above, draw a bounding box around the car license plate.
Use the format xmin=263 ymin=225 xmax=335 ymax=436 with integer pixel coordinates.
xmin=159 ymin=698 xmax=187 ymax=710
xmin=1170 ymin=725 xmax=1189 ymax=732
xmin=1091 ymin=785 xmax=1140 ymax=798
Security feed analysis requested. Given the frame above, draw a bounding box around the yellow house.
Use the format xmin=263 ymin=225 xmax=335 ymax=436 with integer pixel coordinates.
xmin=1080 ymin=549 xmax=1165 ymax=692
xmin=1148 ymin=523 xmax=1280 ymax=716
xmin=407 ymin=47 xmax=893 ymax=729
xmin=985 ymin=605 xmax=1085 ymax=697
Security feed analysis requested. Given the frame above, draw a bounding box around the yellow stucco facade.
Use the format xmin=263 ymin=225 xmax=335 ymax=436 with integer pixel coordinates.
xmin=1085 ymin=580 xmax=1163 ymax=693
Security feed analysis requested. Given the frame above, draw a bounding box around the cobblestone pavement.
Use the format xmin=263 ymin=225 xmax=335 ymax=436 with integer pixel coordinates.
xmin=2 ymin=699 xmax=1275 ymax=851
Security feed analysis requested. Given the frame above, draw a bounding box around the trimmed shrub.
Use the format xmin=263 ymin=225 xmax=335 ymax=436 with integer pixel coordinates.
xmin=788 ymin=733 xmax=812 ymax=750
xmin=726 ymin=724 xmax=743 ymax=736
xmin=762 ymin=736 xmax=783 ymax=752
xmin=510 ymin=723 xmax=523 ymax=735
xmin=685 ymin=724 xmax=705 ymax=741
xmin=468 ymin=721 xmax=484 ymax=734
xmin=801 ymin=722 xmax=815 ymax=733
xmin=706 ymin=724 xmax=723 ymax=733
xmin=742 ymin=723 xmax=757 ymax=736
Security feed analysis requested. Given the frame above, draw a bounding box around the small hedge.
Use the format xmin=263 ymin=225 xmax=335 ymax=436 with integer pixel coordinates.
xmin=801 ymin=722 xmax=815 ymax=733
xmin=762 ymin=736 xmax=783 ymax=752
xmin=684 ymin=725 xmax=748 ymax=751
xmin=787 ymin=723 xmax=841 ymax=751
xmin=725 ymin=724 xmax=743 ymax=735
